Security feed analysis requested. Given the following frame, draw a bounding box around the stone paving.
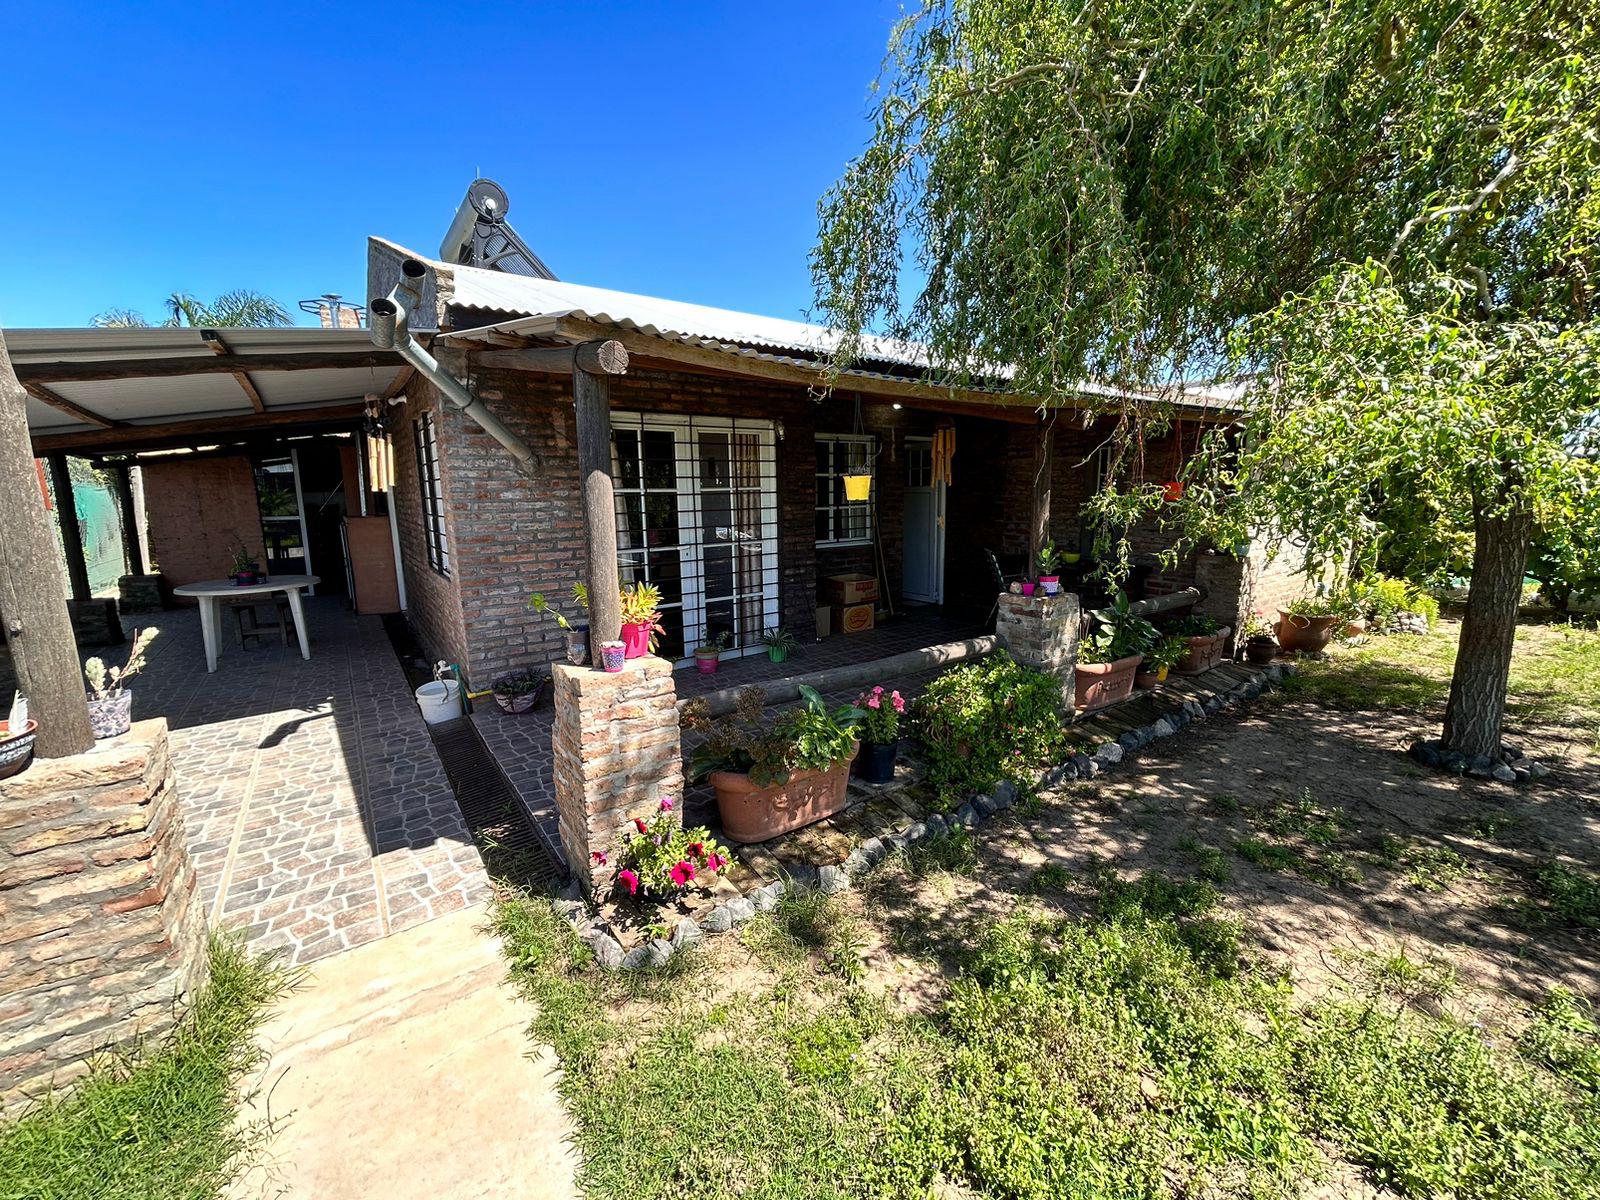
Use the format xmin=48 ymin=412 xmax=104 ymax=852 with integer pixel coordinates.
xmin=470 ymin=610 xmax=988 ymax=872
xmin=2 ymin=600 xmax=489 ymax=965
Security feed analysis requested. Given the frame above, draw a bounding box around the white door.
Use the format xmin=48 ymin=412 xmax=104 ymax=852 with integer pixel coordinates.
xmin=902 ymin=438 xmax=945 ymax=603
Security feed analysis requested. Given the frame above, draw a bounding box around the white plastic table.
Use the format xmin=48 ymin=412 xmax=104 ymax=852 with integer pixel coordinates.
xmin=172 ymin=575 xmax=319 ymax=673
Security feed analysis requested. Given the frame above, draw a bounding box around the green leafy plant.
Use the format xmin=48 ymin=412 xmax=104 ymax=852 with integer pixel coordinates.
xmin=84 ymin=628 xmax=158 ymax=701
xmin=683 ymin=685 xmax=862 ymax=786
xmin=914 ymin=651 xmax=1065 ymax=803
xmin=694 ymin=630 xmax=733 ymax=656
xmin=1036 ymin=540 xmax=1062 ymax=577
xmin=490 ymin=669 xmax=545 ymax=698
xmin=1142 ymin=634 xmax=1188 ymax=673
xmin=1284 ymin=593 xmax=1359 ymax=621
xmin=526 ymin=592 xmax=573 ymax=631
xmin=856 ymin=685 xmax=905 ymax=744
xmin=1080 ymin=592 xmax=1158 ymax=665
xmin=1241 ymin=613 xmax=1278 ymax=641
xmin=619 ymin=582 xmax=665 ymax=651
xmin=761 ymin=626 xmax=797 ymax=653
xmin=609 ymin=797 xmax=730 ymax=899
xmin=1168 ymin=612 xmax=1222 ymax=638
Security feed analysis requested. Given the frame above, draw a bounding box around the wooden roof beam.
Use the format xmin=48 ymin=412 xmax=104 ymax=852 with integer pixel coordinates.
xmin=201 ymin=330 xmax=265 ymax=413
xmin=29 ymin=401 xmax=366 ymax=455
xmin=16 ymin=349 xmax=403 ymax=383
xmin=21 ymin=381 xmax=120 ymax=429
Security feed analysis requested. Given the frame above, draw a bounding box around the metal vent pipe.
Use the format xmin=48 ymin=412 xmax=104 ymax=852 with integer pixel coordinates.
xmin=370 ymin=260 xmax=535 ymax=470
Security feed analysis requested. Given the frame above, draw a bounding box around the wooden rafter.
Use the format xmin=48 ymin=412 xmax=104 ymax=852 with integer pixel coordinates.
xmin=30 ymin=401 xmax=366 ymax=455
xmin=21 ymin=381 xmax=119 ymax=429
xmin=202 ymin=330 xmax=265 ymax=413
xmin=381 ymin=364 xmax=416 ymax=401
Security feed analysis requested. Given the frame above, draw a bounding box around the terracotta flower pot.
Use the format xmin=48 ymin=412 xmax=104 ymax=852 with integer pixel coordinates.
xmin=1244 ymin=636 xmax=1278 ymax=665
xmin=1074 ymin=654 xmax=1142 ymax=711
xmin=1343 ymin=617 xmax=1369 ymax=638
xmin=1278 ymin=611 xmax=1341 ymax=653
xmin=1174 ymin=629 xmax=1231 ymax=675
xmin=710 ymin=744 xmax=860 ymax=844
xmin=1134 ymin=665 xmax=1169 ymax=689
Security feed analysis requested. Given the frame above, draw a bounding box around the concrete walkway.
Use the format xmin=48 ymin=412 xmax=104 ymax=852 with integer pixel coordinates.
xmin=230 ymin=901 xmax=578 ymax=1200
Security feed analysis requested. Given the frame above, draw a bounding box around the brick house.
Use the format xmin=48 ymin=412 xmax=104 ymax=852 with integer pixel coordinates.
xmin=364 ymin=233 xmax=1301 ymax=691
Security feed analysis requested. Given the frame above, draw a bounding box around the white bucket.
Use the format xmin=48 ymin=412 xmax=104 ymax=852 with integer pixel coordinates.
xmin=415 ymin=679 xmax=462 ymax=725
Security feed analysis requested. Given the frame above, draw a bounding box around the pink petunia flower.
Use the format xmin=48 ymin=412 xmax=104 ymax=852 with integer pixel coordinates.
xmin=873 ymin=685 xmax=884 ymax=694
xmin=591 ymin=850 xmax=608 ymax=866
xmin=891 ymin=692 xmax=905 ymax=713
xmin=618 ymin=869 xmax=639 ymax=895
xmin=866 ymin=695 xmax=881 ymax=709
xmin=634 ymin=817 xmax=649 ymax=834
xmin=689 ymin=842 xmax=704 ymax=857
xmin=669 ymin=860 xmax=696 ymax=886
xmin=705 ymin=852 xmax=727 ymax=872
xmin=659 ymin=797 xmax=675 ymax=812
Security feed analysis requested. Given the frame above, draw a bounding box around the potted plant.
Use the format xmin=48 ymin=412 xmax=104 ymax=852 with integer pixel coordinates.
xmin=762 ymin=625 xmax=797 ymax=664
xmin=619 ymin=582 xmax=665 ymax=659
xmin=683 ymin=685 xmax=864 ymax=843
xmin=1168 ymin=612 xmax=1231 ymax=674
xmin=490 ymin=669 xmax=547 ymax=714
xmin=1278 ymin=594 xmax=1355 ymax=654
xmin=1036 ymin=541 xmax=1063 ymax=595
xmin=528 ymin=589 xmax=590 ymax=665
xmin=1 ymin=693 xmax=36 ymax=781
xmin=1074 ymin=595 xmax=1155 ymax=711
xmin=1240 ymin=614 xmax=1279 ymax=665
xmin=608 ymin=797 xmax=731 ymax=900
xmin=853 ymin=684 xmax=905 ymax=783
xmin=84 ymin=627 xmax=158 ymax=739
xmin=1135 ymin=634 xmax=1186 ymax=688
xmin=227 ymin=539 xmax=260 ymax=587
xmin=694 ymin=630 xmax=733 ymax=674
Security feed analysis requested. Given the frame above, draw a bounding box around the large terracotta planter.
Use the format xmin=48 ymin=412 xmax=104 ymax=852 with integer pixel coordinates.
xmin=1278 ymin=611 xmax=1341 ymax=653
xmin=1074 ymin=654 xmax=1142 ymax=712
xmin=1174 ymin=629 xmax=1231 ymax=675
xmin=710 ymin=743 xmax=860 ymax=844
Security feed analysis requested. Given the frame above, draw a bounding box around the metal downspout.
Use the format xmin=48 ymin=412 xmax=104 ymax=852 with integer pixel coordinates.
xmin=369 ymin=259 xmax=535 ymax=471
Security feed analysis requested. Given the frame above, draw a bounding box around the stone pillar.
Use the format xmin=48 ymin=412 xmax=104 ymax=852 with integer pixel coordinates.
xmin=996 ymin=590 xmax=1081 ymax=701
xmin=0 ymin=719 xmax=206 ymax=1111
xmin=551 ymin=656 xmax=683 ymax=896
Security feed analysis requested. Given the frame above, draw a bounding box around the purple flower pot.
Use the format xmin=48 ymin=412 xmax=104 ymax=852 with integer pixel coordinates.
xmin=600 ymin=642 xmax=626 ymax=673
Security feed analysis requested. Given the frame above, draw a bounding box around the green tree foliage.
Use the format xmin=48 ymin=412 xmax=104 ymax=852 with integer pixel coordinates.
xmin=814 ymin=0 xmax=1600 ymax=757
xmin=92 ymin=290 xmax=292 ymax=329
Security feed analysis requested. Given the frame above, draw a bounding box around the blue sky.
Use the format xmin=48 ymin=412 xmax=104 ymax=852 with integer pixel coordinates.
xmin=0 ymin=1 xmax=905 ymax=329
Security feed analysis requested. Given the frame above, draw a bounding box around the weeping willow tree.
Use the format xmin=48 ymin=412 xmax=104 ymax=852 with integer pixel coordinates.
xmin=813 ymin=0 xmax=1600 ymax=760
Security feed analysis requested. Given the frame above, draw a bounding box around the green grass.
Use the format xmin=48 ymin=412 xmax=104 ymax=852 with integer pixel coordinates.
xmin=0 ymin=936 xmax=295 ymax=1200
xmin=493 ymin=880 xmax=1600 ymax=1200
xmin=1524 ymin=862 xmax=1600 ymax=929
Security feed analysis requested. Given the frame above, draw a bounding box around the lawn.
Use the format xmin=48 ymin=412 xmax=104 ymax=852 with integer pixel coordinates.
xmin=495 ymin=617 xmax=1600 ymax=1200
xmin=0 ymin=937 xmax=295 ymax=1200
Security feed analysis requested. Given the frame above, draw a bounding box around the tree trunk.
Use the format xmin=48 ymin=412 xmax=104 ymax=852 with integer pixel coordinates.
xmin=0 ymin=331 xmax=96 ymax=757
xmin=1441 ymin=506 xmax=1532 ymax=760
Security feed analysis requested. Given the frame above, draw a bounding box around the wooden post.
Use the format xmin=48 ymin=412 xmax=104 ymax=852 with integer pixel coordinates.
xmin=0 ymin=330 xmax=95 ymax=757
xmin=110 ymin=464 xmax=145 ymax=575
xmin=573 ymin=367 xmax=620 ymax=664
xmin=1027 ymin=419 xmax=1054 ymax=578
xmin=47 ymin=453 xmax=91 ymax=602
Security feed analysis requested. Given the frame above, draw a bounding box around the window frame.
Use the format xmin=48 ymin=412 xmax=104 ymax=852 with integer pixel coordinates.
xmin=814 ymin=433 xmax=876 ymax=548
xmin=414 ymin=411 xmax=450 ymax=576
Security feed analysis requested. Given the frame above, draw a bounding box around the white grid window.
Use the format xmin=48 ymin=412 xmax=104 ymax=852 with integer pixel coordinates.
xmin=414 ymin=412 xmax=450 ymax=575
xmin=815 ymin=434 xmax=875 ymax=547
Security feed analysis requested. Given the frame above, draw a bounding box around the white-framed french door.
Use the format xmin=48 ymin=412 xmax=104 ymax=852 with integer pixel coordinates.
xmin=902 ymin=436 xmax=946 ymax=603
xmin=611 ymin=413 xmax=780 ymax=666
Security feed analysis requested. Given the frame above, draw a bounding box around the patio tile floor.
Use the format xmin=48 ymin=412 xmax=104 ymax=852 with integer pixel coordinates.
xmin=1 ymin=599 xmax=489 ymax=965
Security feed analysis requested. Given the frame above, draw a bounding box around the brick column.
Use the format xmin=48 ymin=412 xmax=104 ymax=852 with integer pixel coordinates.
xmin=551 ymin=657 xmax=683 ymax=896
xmin=996 ymin=590 xmax=1081 ymax=700
xmin=1 ymin=719 xmax=206 ymax=1111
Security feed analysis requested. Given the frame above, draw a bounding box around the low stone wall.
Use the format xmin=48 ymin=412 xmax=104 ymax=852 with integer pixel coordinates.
xmin=0 ymin=719 xmax=206 ymax=1111
xmin=551 ymin=657 xmax=683 ymax=897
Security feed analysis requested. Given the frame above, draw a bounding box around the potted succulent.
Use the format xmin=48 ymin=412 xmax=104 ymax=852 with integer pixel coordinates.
xmin=490 ymin=669 xmax=547 ymax=714
xmin=683 ymin=685 xmax=864 ymax=843
xmin=1 ymin=693 xmax=36 ymax=781
xmin=1240 ymin=614 xmax=1280 ymax=664
xmin=228 ymin=539 xmax=261 ymax=587
xmin=853 ymin=684 xmax=905 ymax=784
xmin=1279 ymin=594 xmax=1356 ymax=654
xmin=84 ymin=627 xmax=158 ymax=739
xmin=1134 ymin=634 xmax=1186 ymax=688
xmin=1036 ymin=541 xmax=1063 ymax=595
xmin=762 ymin=625 xmax=797 ymax=664
xmin=1168 ymin=612 xmax=1231 ymax=674
xmin=608 ymin=796 xmax=731 ymax=900
xmin=694 ymin=630 xmax=733 ymax=674
xmin=1074 ymin=595 xmax=1155 ymax=711
xmin=619 ymin=582 xmax=665 ymax=659
xmin=528 ymin=589 xmax=589 ymax=665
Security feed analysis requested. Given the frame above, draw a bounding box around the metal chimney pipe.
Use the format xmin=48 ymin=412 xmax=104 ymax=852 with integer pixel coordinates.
xmin=369 ymin=263 xmax=535 ymax=471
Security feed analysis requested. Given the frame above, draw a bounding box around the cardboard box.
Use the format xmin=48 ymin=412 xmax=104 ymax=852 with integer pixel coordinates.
xmin=825 ymin=572 xmax=879 ymax=606
xmin=831 ymin=602 xmax=876 ymax=635
xmin=815 ymin=605 xmax=832 ymax=638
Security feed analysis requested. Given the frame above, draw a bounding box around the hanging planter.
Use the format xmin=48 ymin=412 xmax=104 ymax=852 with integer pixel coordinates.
xmin=1162 ymin=480 xmax=1185 ymax=502
xmin=842 ymin=469 xmax=873 ymax=502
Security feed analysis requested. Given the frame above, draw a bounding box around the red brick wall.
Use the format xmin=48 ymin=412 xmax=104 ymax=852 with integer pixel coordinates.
xmin=140 ymin=456 xmax=265 ymax=591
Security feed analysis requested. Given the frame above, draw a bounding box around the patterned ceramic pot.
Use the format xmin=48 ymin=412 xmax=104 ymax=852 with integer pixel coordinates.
xmin=87 ymin=691 xmax=133 ymax=739
xmin=0 ymin=719 xmax=38 ymax=780
xmin=600 ymin=641 xmax=626 ymax=673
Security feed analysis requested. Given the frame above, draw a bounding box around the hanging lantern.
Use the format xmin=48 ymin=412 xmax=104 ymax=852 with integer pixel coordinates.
xmin=842 ymin=469 xmax=873 ymax=502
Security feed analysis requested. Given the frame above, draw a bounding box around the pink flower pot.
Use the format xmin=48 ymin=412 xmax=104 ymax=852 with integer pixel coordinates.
xmin=1020 ymin=582 xmax=1036 ymax=596
xmin=695 ymin=653 xmax=719 ymax=675
xmin=621 ymin=621 xmax=653 ymax=659
xmin=600 ymin=641 xmax=626 ymax=672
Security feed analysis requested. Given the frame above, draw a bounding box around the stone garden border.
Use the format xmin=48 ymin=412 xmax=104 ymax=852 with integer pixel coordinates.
xmin=554 ymin=662 xmax=1296 ymax=971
